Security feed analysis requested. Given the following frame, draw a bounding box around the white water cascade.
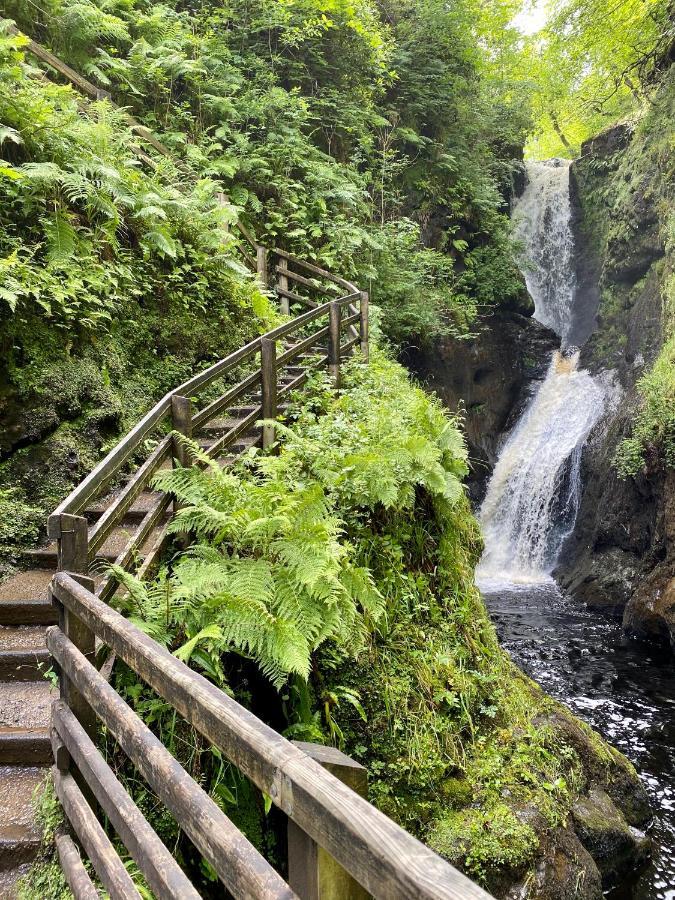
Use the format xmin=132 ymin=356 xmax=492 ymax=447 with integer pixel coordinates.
xmin=477 ymin=159 xmax=605 ymax=586
xmin=513 ymin=159 xmax=577 ymax=346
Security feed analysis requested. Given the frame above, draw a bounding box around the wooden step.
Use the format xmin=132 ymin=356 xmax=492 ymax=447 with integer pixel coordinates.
xmin=0 ymin=767 xmax=45 ymax=870
xmin=85 ymin=490 xmax=166 ymax=523
xmin=0 ymin=570 xmax=54 ymax=602
xmin=0 ymin=600 xmax=57 ymax=627
xmin=24 ymin=521 xmax=167 ymax=568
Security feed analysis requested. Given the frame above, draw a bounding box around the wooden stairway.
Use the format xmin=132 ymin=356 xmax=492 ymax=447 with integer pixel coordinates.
xmin=0 ymin=343 xmax=327 ymax=897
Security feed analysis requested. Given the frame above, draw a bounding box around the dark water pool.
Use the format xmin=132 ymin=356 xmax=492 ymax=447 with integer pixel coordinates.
xmin=481 ymin=581 xmax=675 ymax=900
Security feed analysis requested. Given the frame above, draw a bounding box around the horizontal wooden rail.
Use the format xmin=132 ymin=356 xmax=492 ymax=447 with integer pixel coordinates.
xmin=48 ymin=625 xmax=296 ymax=899
xmin=51 ymin=574 xmax=493 ymax=900
xmin=55 ymin=829 xmax=99 ymax=900
xmin=54 ymin=767 xmax=142 ymax=899
xmin=274 ymin=266 xmax=341 ymax=295
xmin=88 ymin=436 xmax=172 ymax=553
xmin=273 ymin=250 xmax=359 ymax=296
xmin=192 ymin=368 xmax=262 ymax=430
xmin=53 ymin=702 xmax=202 ymax=900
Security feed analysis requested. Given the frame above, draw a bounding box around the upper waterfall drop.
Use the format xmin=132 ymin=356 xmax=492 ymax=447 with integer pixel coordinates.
xmin=513 ymin=159 xmax=576 ymax=345
xmin=476 ymin=159 xmax=605 ymax=587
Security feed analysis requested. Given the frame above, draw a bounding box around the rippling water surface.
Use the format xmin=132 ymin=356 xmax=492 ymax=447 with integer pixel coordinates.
xmin=481 ymin=582 xmax=675 ymax=900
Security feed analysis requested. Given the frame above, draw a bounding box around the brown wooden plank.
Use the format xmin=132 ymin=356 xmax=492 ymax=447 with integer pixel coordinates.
xmin=260 ymin=339 xmax=278 ymax=450
xmin=359 ymin=291 xmax=369 ymax=361
xmin=273 ymin=250 xmax=359 ymax=295
xmin=55 ymin=829 xmax=100 ymax=900
xmin=288 ymin=743 xmax=369 ymax=900
xmin=51 ymin=574 xmax=494 ymax=900
xmin=53 ymin=768 xmax=142 ymax=900
xmin=200 ymin=404 xmax=262 ymax=461
xmin=263 ymin=303 xmax=327 ymax=343
xmin=192 ymin=369 xmax=262 ymax=430
xmin=48 ymin=401 xmax=172 ymax=529
xmin=47 ymin=626 xmax=296 ymax=900
xmin=275 ymin=286 xmax=317 ymax=309
xmin=328 ymin=301 xmax=341 ymax=387
xmin=340 ymin=336 xmax=360 ymax=355
xmin=276 ymin=327 xmax=330 ymax=368
xmin=95 ymin=494 xmax=172 ymax=603
xmin=87 ymin=436 xmax=172 ymax=554
xmin=274 ymin=266 xmax=340 ymax=295
xmin=53 ymin=702 xmax=202 ymax=900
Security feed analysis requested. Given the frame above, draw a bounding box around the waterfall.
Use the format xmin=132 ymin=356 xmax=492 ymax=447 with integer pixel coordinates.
xmin=513 ymin=159 xmax=577 ymax=346
xmin=477 ymin=159 xmax=605 ymax=587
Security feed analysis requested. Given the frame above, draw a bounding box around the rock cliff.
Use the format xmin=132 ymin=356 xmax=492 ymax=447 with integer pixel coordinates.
xmin=555 ymin=69 xmax=674 ymax=648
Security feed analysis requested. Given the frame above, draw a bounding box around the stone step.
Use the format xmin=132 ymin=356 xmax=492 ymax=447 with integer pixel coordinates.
xmin=0 ymin=627 xmax=49 ymax=682
xmin=0 ymin=571 xmax=58 ymax=626
xmin=0 ymin=863 xmax=32 ymax=899
xmin=0 ymin=728 xmax=51 ymax=766
xmin=0 ymin=767 xmax=45 ymax=871
xmin=0 ymin=681 xmax=54 ymax=733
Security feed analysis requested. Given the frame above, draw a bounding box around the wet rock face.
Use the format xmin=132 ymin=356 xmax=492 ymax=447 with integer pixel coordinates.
xmin=622 ymin=472 xmax=675 ymax=649
xmin=571 ymin=789 xmax=651 ymax=887
xmin=554 ymin=117 xmax=672 ymax=646
xmin=402 ymin=310 xmax=557 ymax=503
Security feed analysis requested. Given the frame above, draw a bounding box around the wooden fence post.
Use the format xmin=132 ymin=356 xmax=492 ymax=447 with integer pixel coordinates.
xmin=171 ymin=395 xmax=193 ymax=468
xmin=256 ymin=245 xmax=268 ymax=287
xmin=277 ymin=255 xmax=290 ymax=316
xmin=260 ymin=338 xmax=277 ymax=450
xmin=288 ymin=743 xmax=370 ymax=900
xmin=54 ymin=513 xmax=96 ymax=742
xmin=328 ymin=301 xmax=341 ymax=388
xmin=359 ymin=291 xmax=369 ymax=362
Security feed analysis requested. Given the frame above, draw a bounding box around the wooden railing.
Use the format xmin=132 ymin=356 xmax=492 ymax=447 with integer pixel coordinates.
xmin=17 ymin=24 xmax=494 ymax=899
xmin=49 ymin=573 xmax=491 ymax=900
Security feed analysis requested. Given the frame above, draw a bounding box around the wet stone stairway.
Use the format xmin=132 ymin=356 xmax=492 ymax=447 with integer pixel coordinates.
xmin=0 ymin=348 xmax=316 ymax=897
xmin=0 ymin=571 xmax=54 ymax=897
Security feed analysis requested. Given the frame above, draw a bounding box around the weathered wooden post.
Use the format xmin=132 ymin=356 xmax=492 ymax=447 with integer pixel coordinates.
xmin=277 ymin=255 xmax=290 ymax=315
xmin=54 ymin=513 xmax=96 ymax=741
xmin=359 ymin=291 xmax=369 ymax=362
xmin=171 ymin=395 xmax=193 ymax=468
xmin=260 ymin=338 xmax=278 ymax=450
xmin=288 ymin=743 xmax=370 ymax=900
xmin=328 ymin=300 xmax=341 ymax=388
xmin=256 ymin=245 xmax=268 ymax=287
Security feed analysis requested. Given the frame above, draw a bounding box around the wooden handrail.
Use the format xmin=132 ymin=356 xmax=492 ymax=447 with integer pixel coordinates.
xmin=50 ymin=574 xmax=492 ymax=900
xmin=49 ymin=626 xmax=296 ymax=899
xmin=48 ymin=292 xmax=352 ymax=532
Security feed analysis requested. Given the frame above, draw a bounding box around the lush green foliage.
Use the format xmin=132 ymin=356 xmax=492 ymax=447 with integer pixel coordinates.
xmin=17 ymin=776 xmax=72 ymax=900
xmin=570 ymin=64 xmax=675 ymax=476
xmin=101 ymin=354 xmax=627 ymax=889
xmin=525 ymin=0 xmax=673 ymax=157
xmin=0 ymin=21 xmax=277 ymax=567
xmin=6 ymin=0 xmax=531 ymax=344
xmin=109 ymin=352 xmax=468 ymax=687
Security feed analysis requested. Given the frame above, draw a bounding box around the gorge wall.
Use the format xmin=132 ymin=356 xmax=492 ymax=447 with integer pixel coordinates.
xmin=555 ymin=67 xmax=674 ymax=648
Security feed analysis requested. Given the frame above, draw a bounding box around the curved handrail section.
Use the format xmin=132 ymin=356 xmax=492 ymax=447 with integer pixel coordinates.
xmin=48 ymin=280 xmax=363 ymax=537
